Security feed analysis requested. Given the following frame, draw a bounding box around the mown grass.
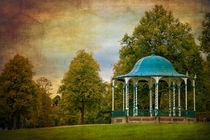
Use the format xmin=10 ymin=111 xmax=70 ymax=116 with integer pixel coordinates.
xmin=0 ymin=123 xmax=209 ymax=140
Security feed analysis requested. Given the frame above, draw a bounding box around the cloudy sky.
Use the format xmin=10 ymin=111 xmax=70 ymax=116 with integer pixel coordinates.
xmin=0 ymin=0 xmax=209 ymax=97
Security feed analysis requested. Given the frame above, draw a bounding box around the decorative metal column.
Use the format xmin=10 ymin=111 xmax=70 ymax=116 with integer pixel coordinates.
xmin=125 ymin=78 xmax=130 ymax=116
xmin=123 ymin=84 xmax=125 ymax=111
xmin=149 ymin=80 xmax=153 ymax=117
xmin=193 ymin=75 xmax=196 ymax=111
xmin=154 ymin=77 xmax=161 ymax=117
xmin=135 ymin=82 xmax=138 ymax=116
xmin=173 ymin=82 xmax=176 ymax=117
xmin=184 ymin=78 xmax=187 ymax=111
xmin=168 ymin=82 xmax=172 ymax=117
xmin=183 ymin=78 xmax=188 ymax=115
xmin=112 ymin=80 xmax=115 ymax=111
xmin=177 ymin=81 xmax=181 ymax=117
xmin=133 ymin=82 xmax=136 ymax=116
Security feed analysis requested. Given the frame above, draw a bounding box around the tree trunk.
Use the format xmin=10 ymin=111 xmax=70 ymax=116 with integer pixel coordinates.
xmin=81 ymin=101 xmax=85 ymax=124
xmin=16 ymin=113 xmax=22 ymax=129
xmin=13 ymin=115 xmax=17 ymax=129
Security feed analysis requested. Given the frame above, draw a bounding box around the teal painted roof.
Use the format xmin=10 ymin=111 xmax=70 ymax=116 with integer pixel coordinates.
xmin=113 ymin=54 xmax=187 ymax=80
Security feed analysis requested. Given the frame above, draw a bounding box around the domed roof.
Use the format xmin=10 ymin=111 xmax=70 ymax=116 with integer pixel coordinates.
xmin=113 ymin=51 xmax=187 ymax=80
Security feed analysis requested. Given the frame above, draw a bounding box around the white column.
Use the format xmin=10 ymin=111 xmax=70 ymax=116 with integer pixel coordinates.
xmin=135 ymin=82 xmax=138 ymax=116
xmin=168 ymin=82 xmax=172 ymax=117
xmin=149 ymin=80 xmax=153 ymax=117
xmin=123 ymin=84 xmax=125 ymax=111
xmin=183 ymin=78 xmax=188 ymax=116
xmin=153 ymin=77 xmax=161 ymax=117
xmin=125 ymin=78 xmax=130 ymax=116
xmin=183 ymin=78 xmax=188 ymax=111
xmin=112 ymin=80 xmax=115 ymax=111
xmin=177 ymin=81 xmax=181 ymax=117
xmin=172 ymin=82 xmax=176 ymax=117
xmin=193 ymin=78 xmax=196 ymax=111
xmin=133 ymin=82 xmax=135 ymax=117
xmin=132 ymin=79 xmax=138 ymax=116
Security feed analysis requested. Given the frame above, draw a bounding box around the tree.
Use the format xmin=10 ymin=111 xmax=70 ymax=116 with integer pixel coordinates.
xmin=199 ymin=12 xmax=210 ymax=111
xmin=0 ymin=54 xmax=35 ymax=129
xmin=200 ymin=13 xmax=210 ymax=55
xmin=36 ymin=77 xmax=53 ymax=94
xmin=51 ymin=95 xmax=61 ymax=126
xmin=94 ymin=82 xmax=112 ymax=124
xmin=113 ymin=5 xmax=204 ymax=111
xmin=59 ymin=50 xmax=102 ymax=124
xmin=36 ymin=77 xmax=53 ymax=127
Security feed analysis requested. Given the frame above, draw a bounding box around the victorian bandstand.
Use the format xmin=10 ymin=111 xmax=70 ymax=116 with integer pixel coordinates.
xmin=111 ymin=50 xmax=196 ymax=124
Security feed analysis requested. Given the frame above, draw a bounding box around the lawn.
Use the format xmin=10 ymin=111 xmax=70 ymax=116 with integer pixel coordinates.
xmin=0 ymin=123 xmax=209 ymax=140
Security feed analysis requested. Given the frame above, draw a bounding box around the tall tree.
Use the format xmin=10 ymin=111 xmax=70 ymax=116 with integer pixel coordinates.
xmin=59 ymin=50 xmax=102 ymax=124
xmin=0 ymin=54 xmax=35 ymax=129
xmin=199 ymin=12 xmax=210 ymax=111
xmin=113 ymin=5 xmax=204 ymax=111
xmin=36 ymin=77 xmax=53 ymax=127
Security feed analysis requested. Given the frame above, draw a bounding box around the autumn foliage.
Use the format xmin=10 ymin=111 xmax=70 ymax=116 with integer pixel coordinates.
xmin=0 ymin=55 xmax=58 ymax=129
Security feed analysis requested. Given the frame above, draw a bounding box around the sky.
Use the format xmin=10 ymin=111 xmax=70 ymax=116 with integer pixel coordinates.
xmin=0 ymin=0 xmax=209 ymax=97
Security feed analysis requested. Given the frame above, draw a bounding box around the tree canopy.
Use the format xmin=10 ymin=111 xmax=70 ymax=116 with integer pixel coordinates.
xmin=0 ymin=54 xmax=35 ymax=129
xmin=114 ymin=5 xmax=201 ymax=77
xmin=0 ymin=55 xmax=57 ymax=129
xmin=199 ymin=12 xmax=210 ymax=111
xmin=59 ymin=50 xmax=103 ymax=124
xmin=200 ymin=12 xmax=210 ymax=55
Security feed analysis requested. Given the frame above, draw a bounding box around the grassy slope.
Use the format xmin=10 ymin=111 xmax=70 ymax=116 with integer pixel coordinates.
xmin=0 ymin=123 xmax=209 ymax=140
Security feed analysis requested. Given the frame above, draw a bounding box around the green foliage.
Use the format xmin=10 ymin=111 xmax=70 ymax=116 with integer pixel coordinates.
xmin=113 ymin=5 xmax=205 ymax=112
xmin=114 ymin=5 xmax=201 ymax=76
xmin=37 ymin=91 xmax=53 ymax=127
xmin=36 ymin=77 xmax=54 ymax=127
xmin=0 ymin=55 xmax=57 ymax=129
xmin=89 ymin=82 xmax=111 ymax=124
xmin=200 ymin=13 xmax=210 ymax=54
xmin=199 ymin=12 xmax=210 ymax=111
xmin=58 ymin=50 xmax=108 ymax=124
xmin=36 ymin=77 xmax=53 ymax=95
xmin=0 ymin=54 xmax=35 ymax=129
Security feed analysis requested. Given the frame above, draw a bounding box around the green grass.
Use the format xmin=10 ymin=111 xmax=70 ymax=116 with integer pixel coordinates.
xmin=0 ymin=123 xmax=209 ymax=140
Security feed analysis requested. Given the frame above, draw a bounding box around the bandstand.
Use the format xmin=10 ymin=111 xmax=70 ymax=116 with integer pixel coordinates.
xmin=111 ymin=49 xmax=197 ymax=124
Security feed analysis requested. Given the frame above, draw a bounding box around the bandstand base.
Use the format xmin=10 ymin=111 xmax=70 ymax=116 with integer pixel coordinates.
xmin=111 ymin=117 xmax=196 ymax=124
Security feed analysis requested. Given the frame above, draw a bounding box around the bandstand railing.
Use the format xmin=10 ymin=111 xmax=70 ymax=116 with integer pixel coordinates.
xmin=138 ymin=109 xmax=151 ymax=116
xmin=112 ymin=110 xmax=127 ymax=117
xmin=112 ymin=110 xmax=196 ymax=118
xmin=158 ymin=111 xmax=169 ymax=117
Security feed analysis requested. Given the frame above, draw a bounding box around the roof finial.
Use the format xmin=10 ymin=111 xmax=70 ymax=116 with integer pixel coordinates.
xmin=152 ymin=47 xmax=155 ymax=56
